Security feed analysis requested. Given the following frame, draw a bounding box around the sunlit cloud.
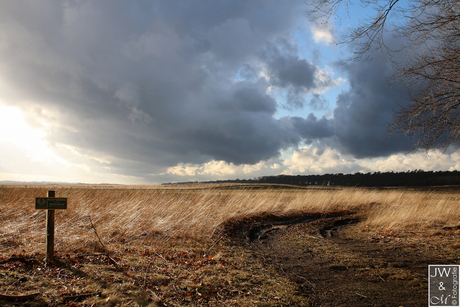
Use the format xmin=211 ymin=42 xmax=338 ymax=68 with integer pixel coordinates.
xmin=0 ymin=104 xmax=62 ymax=164
xmin=359 ymin=150 xmax=460 ymax=173
xmin=311 ymin=25 xmax=336 ymax=44
xmin=0 ymin=1 xmax=457 ymax=184
xmin=166 ymin=160 xmax=277 ymax=179
xmin=283 ymin=146 xmax=460 ymax=176
xmin=283 ymin=146 xmax=358 ymax=174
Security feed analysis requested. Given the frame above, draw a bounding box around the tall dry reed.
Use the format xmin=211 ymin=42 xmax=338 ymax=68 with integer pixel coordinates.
xmin=1 ymin=184 xmax=459 ymax=255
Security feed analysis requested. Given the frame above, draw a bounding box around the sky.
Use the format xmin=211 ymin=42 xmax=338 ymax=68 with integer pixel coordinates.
xmin=0 ymin=0 xmax=459 ymax=184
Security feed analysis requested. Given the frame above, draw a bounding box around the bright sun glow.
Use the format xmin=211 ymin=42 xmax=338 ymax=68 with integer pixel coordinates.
xmin=0 ymin=103 xmax=57 ymax=163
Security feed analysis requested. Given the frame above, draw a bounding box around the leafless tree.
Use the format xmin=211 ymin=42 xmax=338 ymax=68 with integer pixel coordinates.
xmin=308 ymin=0 xmax=460 ymax=150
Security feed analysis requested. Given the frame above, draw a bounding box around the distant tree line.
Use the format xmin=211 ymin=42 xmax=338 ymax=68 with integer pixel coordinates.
xmin=163 ymin=170 xmax=460 ymax=187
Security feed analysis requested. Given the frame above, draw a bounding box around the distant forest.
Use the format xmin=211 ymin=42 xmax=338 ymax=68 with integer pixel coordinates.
xmin=163 ymin=170 xmax=460 ymax=187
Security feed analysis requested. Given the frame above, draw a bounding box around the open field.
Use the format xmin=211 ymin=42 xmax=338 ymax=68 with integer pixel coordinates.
xmin=1 ymin=184 xmax=460 ymax=306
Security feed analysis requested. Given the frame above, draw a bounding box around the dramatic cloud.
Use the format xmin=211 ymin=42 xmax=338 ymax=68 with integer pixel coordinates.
xmin=330 ymin=55 xmax=412 ymax=158
xmin=291 ymin=113 xmax=334 ymax=140
xmin=0 ymin=1 xmax=443 ymax=183
xmin=262 ymin=41 xmax=337 ymax=108
xmin=0 ymin=0 xmax=311 ymax=178
xmin=286 ymin=49 xmax=413 ymax=159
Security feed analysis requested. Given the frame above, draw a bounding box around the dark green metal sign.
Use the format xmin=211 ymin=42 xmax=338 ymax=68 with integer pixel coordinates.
xmin=35 ymin=198 xmax=67 ymax=210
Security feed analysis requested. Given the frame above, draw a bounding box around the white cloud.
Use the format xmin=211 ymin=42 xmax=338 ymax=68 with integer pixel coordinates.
xmin=359 ymin=150 xmax=460 ymax=173
xmin=283 ymin=146 xmax=460 ymax=176
xmin=283 ymin=146 xmax=358 ymax=174
xmin=167 ymin=160 xmax=258 ymax=177
xmin=163 ymin=146 xmax=460 ymax=183
xmin=311 ymin=25 xmax=335 ymax=44
xmin=312 ymin=69 xmax=345 ymax=94
xmin=165 ymin=164 xmax=200 ymax=177
xmin=165 ymin=159 xmax=284 ymax=180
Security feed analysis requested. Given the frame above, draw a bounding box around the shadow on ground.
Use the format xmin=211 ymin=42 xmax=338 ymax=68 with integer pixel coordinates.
xmin=221 ymin=210 xmax=452 ymax=306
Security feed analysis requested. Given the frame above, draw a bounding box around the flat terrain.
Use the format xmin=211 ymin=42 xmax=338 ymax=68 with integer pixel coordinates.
xmin=235 ymin=212 xmax=460 ymax=306
xmin=1 ymin=184 xmax=459 ymax=306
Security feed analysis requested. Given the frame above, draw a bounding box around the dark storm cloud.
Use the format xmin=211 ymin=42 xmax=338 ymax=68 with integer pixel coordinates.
xmin=286 ymin=48 xmax=413 ymax=159
xmin=171 ymin=81 xmax=301 ymax=165
xmin=291 ymin=114 xmax=334 ymax=140
xmin=0 ymin=0 xmax=312 ymax=179
xmin=0 ymin=0 xmax=414 ymax=181
xmin=330 ymin=54 xmax=412 ymax=158
xmin=261 ymin=41 xmax=336 ymax=108
xmin=267 ymin=54 xmax=317 ymax=89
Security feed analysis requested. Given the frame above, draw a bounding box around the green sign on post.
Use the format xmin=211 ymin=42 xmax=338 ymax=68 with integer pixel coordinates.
xmin=36 ymin=198 xmax=67 ymax=210
xmin=36 ymin=191 xmax=67 ymax=262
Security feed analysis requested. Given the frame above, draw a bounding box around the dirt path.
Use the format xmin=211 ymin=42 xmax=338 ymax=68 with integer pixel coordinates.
xmin=224 ymin=212 xmax=460 ymax=306
xmin=2 ymin=210 xmax=458 ymax=306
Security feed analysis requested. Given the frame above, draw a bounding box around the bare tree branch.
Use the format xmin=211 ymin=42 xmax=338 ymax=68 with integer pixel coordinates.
xmin=308 ymin=0 xmax=460 ymax=150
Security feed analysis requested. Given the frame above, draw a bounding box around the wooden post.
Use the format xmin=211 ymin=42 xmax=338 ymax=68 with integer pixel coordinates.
xmin=46 ymin=190 xmax=55 ymax=262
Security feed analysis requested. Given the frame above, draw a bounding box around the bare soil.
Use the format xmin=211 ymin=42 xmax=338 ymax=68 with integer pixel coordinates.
xmin=225 ymin=211 xmax=460 ymax=306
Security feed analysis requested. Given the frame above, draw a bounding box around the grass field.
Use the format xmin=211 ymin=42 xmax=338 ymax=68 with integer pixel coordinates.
xmin=1 ymin=184 xmax=460 ymax=306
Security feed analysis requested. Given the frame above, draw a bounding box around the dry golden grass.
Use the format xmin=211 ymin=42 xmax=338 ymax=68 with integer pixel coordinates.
xmin=363 ymin=188 xmax=460 ymax=230
xmin=1 ymin=183 xmax=459 ymax=306
xmin=1 ymin=184 xmax=459 ymax=256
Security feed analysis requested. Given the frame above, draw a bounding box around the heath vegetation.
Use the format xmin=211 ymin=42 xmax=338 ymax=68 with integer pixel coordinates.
xmin=0 ymin=184 xmax=459 ymax=306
